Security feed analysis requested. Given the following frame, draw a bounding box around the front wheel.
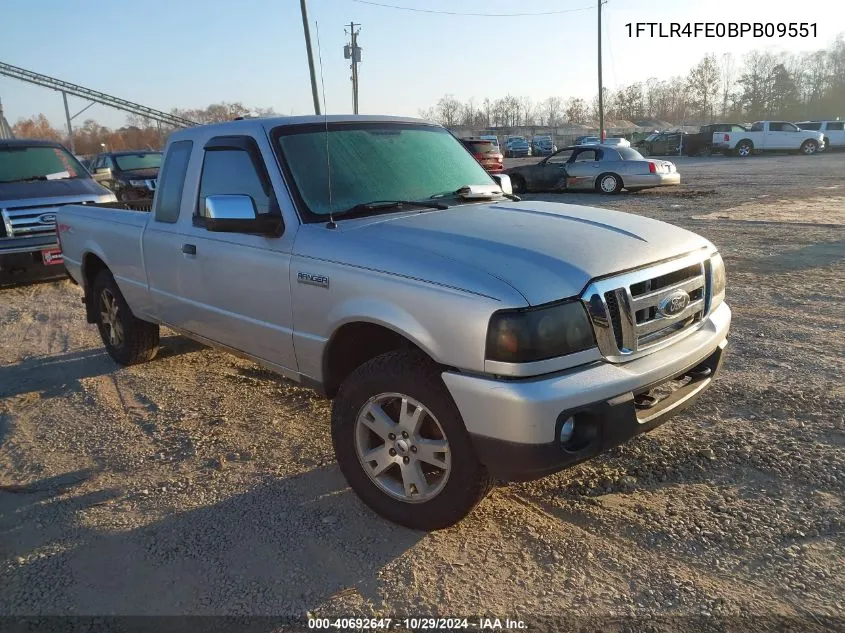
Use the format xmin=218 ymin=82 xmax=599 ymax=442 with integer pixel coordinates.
xmin=510 ymin=174 xmax=527 ymax=194
xmin=596 ymin=172 xmax=623 ymax=194
xmin=92 ymin=270 xmax=160 ymax=365
xmin=801 ymin=139 xmax=819 ymax=155
xmin=331 ymin=349 xmax=493 ymax=531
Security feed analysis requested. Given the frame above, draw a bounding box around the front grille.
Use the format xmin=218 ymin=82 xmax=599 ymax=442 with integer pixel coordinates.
xmin=604 ymin=291 xmax=624 ymax=350
xmin=1 ymin=206 xmax=59 ymax=239
xmin=581 ymin=252 xmax=711 ymax=362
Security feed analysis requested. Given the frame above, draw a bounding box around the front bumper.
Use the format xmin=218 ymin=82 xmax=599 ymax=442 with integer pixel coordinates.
xmin=443 ymin=302 xmax=730 ymax=481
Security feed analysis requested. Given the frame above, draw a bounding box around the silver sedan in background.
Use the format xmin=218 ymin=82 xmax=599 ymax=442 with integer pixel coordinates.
xmin=504 ymin=144 xmax=680 ymax=194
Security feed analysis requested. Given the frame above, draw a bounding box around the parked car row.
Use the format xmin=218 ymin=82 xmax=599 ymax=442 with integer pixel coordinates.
xmin=634 ymin=119 xmax=842 ymax=157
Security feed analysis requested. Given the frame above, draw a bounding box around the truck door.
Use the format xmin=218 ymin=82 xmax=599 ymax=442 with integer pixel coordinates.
xmin=142 ymin=140 xmax=195 ymax=322
xmin=174 ymin=135 xmax=298 ymax=371
xmin=768 ymin=122 xmax=798 ymax=149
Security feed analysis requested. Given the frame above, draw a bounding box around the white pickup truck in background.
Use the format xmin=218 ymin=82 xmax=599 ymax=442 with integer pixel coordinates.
xmin=712 ymin=121 xmax=825 ymax=157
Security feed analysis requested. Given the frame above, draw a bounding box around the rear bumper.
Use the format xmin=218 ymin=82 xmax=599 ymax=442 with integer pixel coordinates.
xmin=443 ymin=302 xmax=730 ymax=481
xmin=625 ymin=173 xmax=680 ymax=188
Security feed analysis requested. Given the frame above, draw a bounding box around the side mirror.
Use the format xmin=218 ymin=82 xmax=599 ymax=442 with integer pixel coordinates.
xmin=491 ymin=174 xmax=513 ymax=195
xmin=203 ymin=194 xmax=282 ymax=236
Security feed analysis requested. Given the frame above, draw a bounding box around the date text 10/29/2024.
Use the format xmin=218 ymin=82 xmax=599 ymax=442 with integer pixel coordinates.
xmin=308 ymin=617 xmax=527 ymax=630
xmin=625 ymin=22 xmax=817 ymax=38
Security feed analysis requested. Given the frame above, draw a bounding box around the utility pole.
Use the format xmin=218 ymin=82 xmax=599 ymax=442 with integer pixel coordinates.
xmin=597 ymin=0 xmax=604 ymax=142
xmin=344 ymin=23 xmax=362 ymax=114
xmin=299 ymin=0 xmax=321 ymax=115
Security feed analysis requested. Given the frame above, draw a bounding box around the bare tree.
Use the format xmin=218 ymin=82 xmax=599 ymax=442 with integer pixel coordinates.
xmin=435 ymin=94 xmax=462 ymax=127
xmin=719 ymin=53 xmax=735 ymax=118
xmin=543 ymin=97 xmax=562 ymax=127
xmin=686 ymin=54 xmax=720 ymax=122
xmin=563 ymin=97 xmax=588 ymax=124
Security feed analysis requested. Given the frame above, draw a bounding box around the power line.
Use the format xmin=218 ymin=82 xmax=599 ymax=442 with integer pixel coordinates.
xmin=351 ymin=0 xmax=593 ymax=17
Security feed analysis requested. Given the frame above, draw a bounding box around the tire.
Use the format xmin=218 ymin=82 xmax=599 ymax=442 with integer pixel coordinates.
xmin=639 ymin=147 xmax=650 ymax=157
xmin=331 ymin=349 xmax=493 ymax=531
xmin=801 ymin=139 xmax=819 ymax=155
xmin=735 ymin=140 xmax=753 ymax=157
xmin=697 ymin=144 xmax=712 ymax=157
xmin=596 ymin=172 xmax=623 ymax=194
xmin=823 ymin=137 xmax=830 ymax=151
xmin=510 ymin=174 xmax=527 ymax=194
xmin=92 ymin=269 xmax=160 ymax=365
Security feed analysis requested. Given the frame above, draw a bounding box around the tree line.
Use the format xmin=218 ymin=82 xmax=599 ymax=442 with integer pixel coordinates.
xmin=420 ymin=34 xmax=845 ymax=128
xmin=9 ymin=102 xmax=276 ymax=155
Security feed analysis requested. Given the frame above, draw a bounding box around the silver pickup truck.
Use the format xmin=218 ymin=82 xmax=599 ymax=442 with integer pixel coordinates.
xmin=58 ymin=115 xmax=730 ymax=531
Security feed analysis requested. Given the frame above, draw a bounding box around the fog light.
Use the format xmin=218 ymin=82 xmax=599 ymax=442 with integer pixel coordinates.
xmin=559 ymin=417 xmax=575 ymax=444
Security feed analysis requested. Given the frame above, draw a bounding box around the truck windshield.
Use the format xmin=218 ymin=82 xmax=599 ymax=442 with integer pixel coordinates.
xmin=273 ymin=122 xmax=495 ymax=220
xmin=0 ymin=145 xmax=85 ymax=183
xmin=114 ymin=153 xmax=162 ymax=171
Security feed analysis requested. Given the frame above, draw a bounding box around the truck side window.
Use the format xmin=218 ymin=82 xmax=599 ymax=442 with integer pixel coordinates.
xmin=154 ymin=140 xmax=193 ymax=224
xmin=197 ymin=149 xmax=272 ymax=217
xmin=750 ymin=122 xmax=764 ymax=132
xmin=826 ymin=122 xmax=844 ymax=131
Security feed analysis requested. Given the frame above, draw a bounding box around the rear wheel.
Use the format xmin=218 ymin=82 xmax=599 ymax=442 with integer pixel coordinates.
xmin=697 ymin=144 xmax=712 ymax=157
xmin=596 ymin=172 xmax=623 ymax=194
xmin=510 ymin=174 xmax=527 ymax=194
xmin=639 ymin=147 xmax=650 ymax=157
xmin=331 ymin=350 xmax=493 ymax=531
xmin=736 ymin=141 xmax=753 ymax=157
xmin=92 ymin=270 xmax=160 ymax=365
xmin=801 ymin=139 xmax=819 ymax=155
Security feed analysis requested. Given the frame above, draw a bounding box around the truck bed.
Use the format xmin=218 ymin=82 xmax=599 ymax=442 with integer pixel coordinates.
xmin=57 ymin=201 xmax=152 ymax=313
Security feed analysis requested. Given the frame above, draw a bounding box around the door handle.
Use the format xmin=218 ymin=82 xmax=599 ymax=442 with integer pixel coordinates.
xmin=182 ymin=243 xmax=196 ymax=255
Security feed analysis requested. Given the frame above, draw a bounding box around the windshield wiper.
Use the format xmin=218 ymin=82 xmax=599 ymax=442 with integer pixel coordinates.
xmin=332 ymin=199 xmax=448 ymax=220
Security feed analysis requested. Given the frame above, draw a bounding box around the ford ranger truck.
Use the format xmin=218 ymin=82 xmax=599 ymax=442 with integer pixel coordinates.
xmin=57 ymin=116 xmax=731 ymax=531
xmin=713 ymin=121 xmax=825 ymax=157
xmin=1 ymin=139 xmax=116 ymax=282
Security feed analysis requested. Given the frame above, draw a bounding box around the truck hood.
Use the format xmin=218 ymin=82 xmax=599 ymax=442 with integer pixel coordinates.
xmin=338 ymin=200 xmax=712 ymax=305
xmin=0 ymin=177 xmax=111 ymax=203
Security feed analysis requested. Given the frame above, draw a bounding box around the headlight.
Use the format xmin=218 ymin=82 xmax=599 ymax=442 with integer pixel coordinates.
xmin=710 ymin=252 xmax=726 ymax=310
xmin=129 ymin=179 xmax=147 ymax=187
xmin=485 ymin=301 xmax=595 ymax=363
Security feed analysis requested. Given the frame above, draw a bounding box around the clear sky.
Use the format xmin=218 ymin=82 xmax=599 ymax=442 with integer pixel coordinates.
xmin=1 ymin=0 xmax=842 ymax=129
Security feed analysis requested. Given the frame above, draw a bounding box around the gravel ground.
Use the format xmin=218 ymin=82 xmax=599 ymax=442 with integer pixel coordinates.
xmin=1 ymin=151 xmax=844 ymax=631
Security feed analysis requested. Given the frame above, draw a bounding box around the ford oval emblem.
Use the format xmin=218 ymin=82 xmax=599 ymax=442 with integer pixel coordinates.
xmin=657 ymin=289 xmax=690 ymax=318
xmin=38 ymin=213 xmax=57 ymax=224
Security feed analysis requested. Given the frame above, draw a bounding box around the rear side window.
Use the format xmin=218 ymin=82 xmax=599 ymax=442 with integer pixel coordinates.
xmin=197 ymin=148 xmax=272 ymax=217
xmin=153 ymin=140 xmax=193 ymax=224
xmin=463 ymin=140 xmax=495 ymax=155
xmin=617 ymin=148 xmax=645 ymax=160
xmin=797 ymin=122 xmax=821 ymax=131
xmin=826 ymin=122 xmax=844 ymax=131
xmin=751 ymin=122 xmax=764 ymax=131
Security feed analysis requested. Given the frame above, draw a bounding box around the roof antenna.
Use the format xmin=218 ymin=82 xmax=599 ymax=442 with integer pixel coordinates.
xmin=314 ymin=21 xmax=336 ymax=229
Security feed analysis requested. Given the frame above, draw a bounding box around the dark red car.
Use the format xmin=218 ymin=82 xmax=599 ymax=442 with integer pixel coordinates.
xmin=460 ymin=138 xmax=503 ymax=173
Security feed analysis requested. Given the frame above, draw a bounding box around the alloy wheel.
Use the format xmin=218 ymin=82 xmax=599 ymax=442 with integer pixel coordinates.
xmin=354 ymin=393 xmax=451 ymax=503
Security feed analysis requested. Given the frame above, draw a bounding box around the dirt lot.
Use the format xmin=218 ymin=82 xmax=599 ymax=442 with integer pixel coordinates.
xmin=2 ymin=152 xmax=844 ymax=631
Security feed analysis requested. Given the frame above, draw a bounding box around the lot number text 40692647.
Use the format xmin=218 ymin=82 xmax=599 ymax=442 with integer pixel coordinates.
xmin=625 ymin=22 xmax=817 ymax=38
